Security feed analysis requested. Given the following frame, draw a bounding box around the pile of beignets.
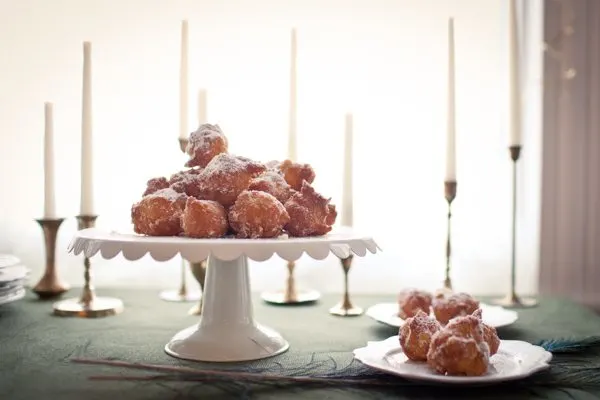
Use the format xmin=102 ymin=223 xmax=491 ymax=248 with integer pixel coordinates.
xmin=397 ymin=288 xmax=500 ymax=376
xmin=131 ymin=123 xmax=337 ymax=239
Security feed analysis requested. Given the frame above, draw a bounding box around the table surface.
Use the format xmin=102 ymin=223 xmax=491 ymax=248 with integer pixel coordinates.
xmin=2 ymin=288 xmax=600 ymax=400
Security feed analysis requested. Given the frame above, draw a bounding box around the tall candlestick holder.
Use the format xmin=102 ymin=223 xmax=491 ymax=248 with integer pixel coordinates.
xmin=53 ymin=215 xmax=124 ymax=318
xmin=329 ymin=255 xmax=363 ymax=316
xmin=491 ymin=145 xmax=538 ymax=308
xmin=188 ymin=260 xmax=207 ymax=315
xmin=261 ymin=260 xmax=321 ymax=305
xmin=32 ymin=218 xmax=70 ymax=299
xmin=443 ymin=180 xmax=457 ymax=290
xmin=159 ymin=137 xmax=201 ymax=303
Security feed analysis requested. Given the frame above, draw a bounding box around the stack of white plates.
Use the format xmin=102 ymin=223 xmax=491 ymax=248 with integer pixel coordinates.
xmin=0 ymin=254 xmax=29 ymax=306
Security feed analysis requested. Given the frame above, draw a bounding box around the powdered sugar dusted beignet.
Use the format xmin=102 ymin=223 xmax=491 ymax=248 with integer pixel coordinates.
xmin=432 ymin=292 xmax=480 ymax=325
xmin=268 ymin=159 xmax=316 ymax=191
xmin=131 ymin=188 xmax=187 ymax=236
xmin=169 ymin=167 xmax=204 ymax=197
xmin=427 ymin=313 xmax=491 ymax=376
xmin=248 ymin=170 xmax=295 ymax=204
xmin=284 ymin=181 xmax=337 ymax=237
xmin=228 ymin=190 xmax=290 ymax=239
xmin=181 ymin=197 xmax=228 ymax=238
xmin=399 ymin=310 xmax=441 ymax=361
xmin=398 ymin=288 xmax=433 ymax=319
xmin=143 ymin=177 xmax=170 ymax=196
xmin=185 ymin=123 xmax=228 ymax=168
xmin=196 ymin=153 xmax=266 ymax=208
xmin=472 ymin=309 xmax=500 ymax=355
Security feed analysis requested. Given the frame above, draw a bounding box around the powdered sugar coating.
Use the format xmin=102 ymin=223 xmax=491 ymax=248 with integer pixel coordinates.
xmin=432 ymin=292 xmax=480 ymax=325
xmin=196 ymin=153 xmax=266 ymax=207
xmin=143 ymin=177 xmax=170 ymax=196
xmin=185 ymin=123 xmax=228 ymax=168
xmin=228 ymin=190 xmax=290 ymax=239
xmin=181 ymin=197 xmax=228 ymax=238
xmin=398 ymin=288 xmax=433 ymax=319
xmin=399 ymin=310 xmax=441 ymax=361
xmin=248 ymin=170 xmax=295 ymax=204
xmin=284 ymin=181 xmax=336 ymax=237
xmin=169 ymin=168 xmax=204 ymax=197
xmin=131 ymin=188 xmax=187 ymax=236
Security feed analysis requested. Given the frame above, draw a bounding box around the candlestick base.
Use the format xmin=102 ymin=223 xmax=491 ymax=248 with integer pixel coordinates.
xmin=53 ymin=296 xmax=124 ymax=318
xmin=329 ymin=302 xmax=363 ymax=317
xmin=261 ymin=290 xmax=321 ymax=305
xmin=159 ymin=289 xmax=201 ymax=303
xmin=490 ymin=293 xmax=538 ymax=309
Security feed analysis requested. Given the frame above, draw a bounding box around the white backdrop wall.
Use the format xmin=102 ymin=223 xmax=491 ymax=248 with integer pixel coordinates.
xmin=0 ymin=0 xmax=543 ymax=295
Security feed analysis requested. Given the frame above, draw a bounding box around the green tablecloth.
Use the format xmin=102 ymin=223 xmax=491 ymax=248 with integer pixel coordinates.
xmin=1 ymin=289 xmax=600 ymax=400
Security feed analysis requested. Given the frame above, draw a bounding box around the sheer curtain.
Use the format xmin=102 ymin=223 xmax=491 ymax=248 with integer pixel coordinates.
xmin=0 ymin=0 xmax=543 ymax=295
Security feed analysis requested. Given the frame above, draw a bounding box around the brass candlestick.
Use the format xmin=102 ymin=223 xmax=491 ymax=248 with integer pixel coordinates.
xmin=188 ymin=260 xmax=207 ymax=315
xmin=159 ymin=136 xmax=200 ymax=303
xmin=32 ymin=218 xmax=70 ymax=299
xmin=491 ymin=145 xmax=538 ymax=308
xmin=444 ymin=180 xmax=457 ymax=290
xmin=261 ymin=260 xmax=321 ymax=305
xmin=53 ymin=215 xmax=124 ymax=318
xmin=329 ymin=255 xmax=363 ymax=316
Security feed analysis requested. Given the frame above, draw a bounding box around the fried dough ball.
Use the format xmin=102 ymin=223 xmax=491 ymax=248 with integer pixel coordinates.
xmin=399 ymin=310 xmax=441 ymax=361
xmin=181 ymin=197 xmax=228 ymax=238
xmin=185 ymin=123 xmax=228 ymax=168
xmin=196 ymin=154 xmax=266 ymax=208
xmin=169 ymin=168 xmax=203 ymax=197
xmin=269 ymin=159 xmax=316 ymax=191
xmin=131 ymin=188 xmax=187 ymax=236
xmin=398 ymin=289 xmax=433 ymax=319
xmin=284 ymin=181 xmax=337 ymax=237
xmin=472 ymin=309 xmax=500 ymax=355
xmin=432 ymin=292 xmax=480 ymax=325
xmin=228 ymin=190 xmax=290 ymax=238
xmin=427 ymin=313 xmax=490 ymax=376
xmin=143 ymin=177 xmax=170 ymax=196
xmin=248 ymin=171 xmax=295 ymax=204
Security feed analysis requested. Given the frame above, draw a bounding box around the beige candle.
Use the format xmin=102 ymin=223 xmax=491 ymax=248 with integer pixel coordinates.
xmin=44 ymin=102 xmax=56 ymax=218
xmin=342 ymin=113 xmax=354 ymax=227
xmin=445 ymin=18 xmax=456 ymax=182
xmin=287 ymin=28 xmax=297 ymax=161
xmin=80 ymin=41 xmax=94 ymax=216
xmin=197 ymin=89 xmax=207 ymax=125
xmin=179 ymin=20 xmax=189 ymax=139
xmin=508 ymin=0 xmax=522 ymax=146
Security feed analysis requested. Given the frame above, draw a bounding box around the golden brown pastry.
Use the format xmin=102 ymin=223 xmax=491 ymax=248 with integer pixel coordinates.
xmin=131 ymin=188 xmax=187 ymax=236
xmin=284 ymin=181 xmax=337 ymax=237
xmin=268 ymin=159 xmax=316 ymax=191
xmin=196 ymin=154 xmax=266 ymax=208
xmin=398 ymin=288 xmax=433 ymax=319
xmin=427 ymin=313 xmax=490 ymax=376
xmin=228 ymin=190 xmax=290 ymax=238
xmin=169 ymin=168 xmax=204 ymax=197
xmin=185 ymin=123 xmax=228 ymax=168
xmin=399 ymin=310 xmax=441 ymax=361
xmin=432 ymin=292 xmax=480 ymax=325
xmin=181 ymin=197 xmax=228 ymax=238
xmin=248 ymin=170 xmax=295 ymax=204
xmin=142 ymin=177 xmax=170 ymax=196
xmin=472 ymin=309 xmax=500 ymax=355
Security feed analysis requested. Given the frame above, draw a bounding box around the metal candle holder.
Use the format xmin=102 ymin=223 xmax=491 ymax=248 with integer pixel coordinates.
xmin=52 ymin=215 xmax=124 ymax=318
xmin=159 ymin=137 xmax=201 ymax=303
xmin=188 ymin=260 xmax=207 ymax=315
xmin=491 ymin=145 xmax=538 ymax=308
xmin=329 ymin=255 xmax=363 ymax=316
xmin=261 ymin=260 xmax=321 ymax=305
xmin=443 ymin=180 xmax=457 ymax=290
xmin=32 ymin=218 xmax=70 ymax=299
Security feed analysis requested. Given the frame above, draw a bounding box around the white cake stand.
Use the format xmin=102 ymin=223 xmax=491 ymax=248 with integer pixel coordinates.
xmin=68 ymin=228 xmax=380 ymax=363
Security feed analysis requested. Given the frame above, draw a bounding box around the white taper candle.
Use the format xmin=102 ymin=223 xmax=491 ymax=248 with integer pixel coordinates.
xmin=43 ymin=102 xmax=56 ymax=218
xmin=508 ymin=0 xmax=522 ymax=146
xmin=287 ymin=28 xmax=298 ymax=161
xmin=80 ymin=41 xmax=94 ymax=216
xmin=197 ymin=89 xmax=207 ymax=125
xmin=445 ymin=18 xmax=457 ymax=182
xmin=342 ymin=113 xmax=354 ymax=227
xmin=179 ymin=20 xmax=189 ymax=139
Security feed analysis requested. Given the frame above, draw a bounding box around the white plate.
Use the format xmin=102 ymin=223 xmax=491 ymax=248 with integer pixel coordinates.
xmin=366 ymin=302 xmax=518 ymax=329
xmin=0 ymin=254 xmax=21 ymax=269
xmin=0 ymin=265 xmax=29 ymax=283
xmin=353 ymin=335 xmax=552 ymax=384
xmin=0 ymin=288 xmax=26 ymax=306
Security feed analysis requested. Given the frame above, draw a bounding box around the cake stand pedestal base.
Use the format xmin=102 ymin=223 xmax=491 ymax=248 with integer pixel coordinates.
xmin=164 ymin=255 xmax=289 ymax=362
